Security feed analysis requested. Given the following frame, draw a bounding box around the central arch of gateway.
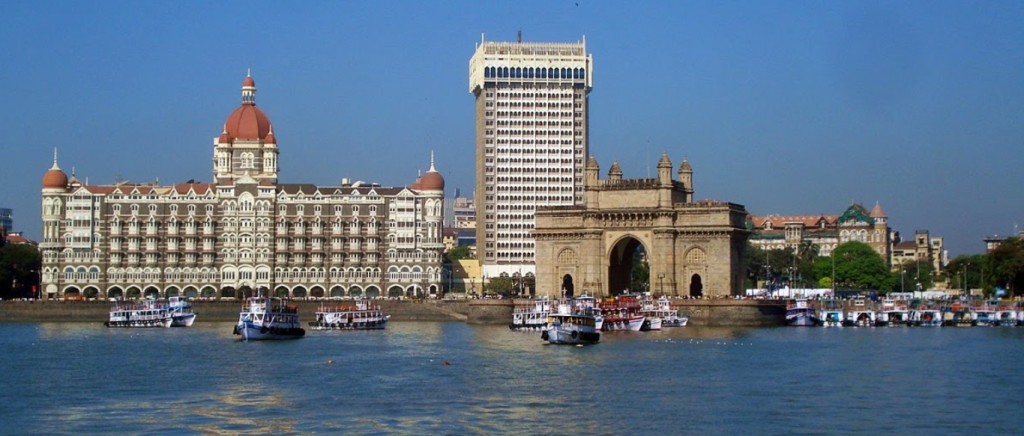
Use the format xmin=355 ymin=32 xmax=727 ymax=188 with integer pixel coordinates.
xmin=534 ymin=153 xmax=749 ymax=299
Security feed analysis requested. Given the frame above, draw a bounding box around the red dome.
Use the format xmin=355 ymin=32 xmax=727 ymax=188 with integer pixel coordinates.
xmin=224 ymin=104 xmax=272 ymax=140
xmin=420 ymin=171 xmax=444 ymax=191
xmin=42 ymin=168 xmax=68 ymax=189
xmin=408 ymin=177 xmax=423 ymax=190
xmin=243 ymin=75 xmax=255 ymax=87
xmin=264 ymin=128 xmax=276 ymax=144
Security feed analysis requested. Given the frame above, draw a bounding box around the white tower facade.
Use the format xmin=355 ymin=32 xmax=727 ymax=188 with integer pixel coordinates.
xmin=469 ymin=35 xmax=593 ymax=282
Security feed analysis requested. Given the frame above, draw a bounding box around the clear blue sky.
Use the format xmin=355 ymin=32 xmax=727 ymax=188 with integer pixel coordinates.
xmin=1 ymin=1 xmax=1021 ymax=257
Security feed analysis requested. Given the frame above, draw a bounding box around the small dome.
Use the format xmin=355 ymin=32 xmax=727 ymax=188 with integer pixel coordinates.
xmin=608 ymin=160 xmax=622 ymax=175
xmin=679 ymin=157 xmax=692 ymax=172
xmin=43 ymin=168 xmax=68 ymax=189
xmin=869 ymin=202 xmax=887 ymax=219
xmin=42 ymin=149 xmax=68 ymax=190
xmin=264 ymin=126 xmax=277 ymax=144
xmin=586 ymin=155 xmax=599 ymax=169
xmin=657 ymin=151 xmax=672 ymax=168
xmin=242 ymin=75 xmax=255 ymax=88
xmin=420 ymin=152 xmax=444 ymax=191
xmin=420 ymin=171 xmax=445 ymax=191
xmin=408 ymin=176 xmax=423 ymax=190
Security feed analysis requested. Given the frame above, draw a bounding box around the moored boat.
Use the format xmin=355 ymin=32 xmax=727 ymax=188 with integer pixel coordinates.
xmin=639 ymin=296 xmax=681 ymax=330
xmin=973 ymin=301 xmax=999 ymax=327
xmin=875 ymin=298 xmax=909 ymax=327
xmin=572 ymin=294 xmax=604 ymax=330
xmin=785 ymin=299 xmax=817 ymax=326
xmin=309 ymin=299 xmax=390 ymax=330
xmin=599 ymin=294 xmax=645 ymax=331
xmin=943 ymin=302 xmax=974 ymax=327
xmin=168 ymin=296 xmax=197 ymax=327
xmin=818 ymin=299 xmax=844 ymax=327
xmin=509 ymin=297 xmax=552 ymax=331
xmin=105 ymin=299 xmax=172 ymax=328
xmin=909 ymin=303 xmax=942 ymax=327
xmin=541 ymin=299 xmax=600 ymax=345
xmin=233 ymin=296 xmax=305 ymax=340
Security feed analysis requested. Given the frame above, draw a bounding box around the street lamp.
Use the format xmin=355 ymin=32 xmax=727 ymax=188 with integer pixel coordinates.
xmin=658 ymin=273 xmax=665 ymax=296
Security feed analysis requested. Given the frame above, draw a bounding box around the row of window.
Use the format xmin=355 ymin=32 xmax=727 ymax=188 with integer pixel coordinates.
xmin=483 ymin=66 xmax=586 ymax=80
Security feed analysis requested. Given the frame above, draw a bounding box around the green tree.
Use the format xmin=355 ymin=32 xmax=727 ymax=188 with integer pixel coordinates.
xmin=0 ymin=244 xmax=41 ymax=299
xmin=630 ymin=258 xmax=650 ymax=294
xmin=894 ymin=258 xmax=935 ymax=292
xmin=828 ymin=241 xmax=891 ymax=291
xmin=444 ymin=245 xmax=473 ymax=261
xmin=486 ymin=277 xmax=513 ymax=295
xmin=946 ymin=253 xmax=993 ymax=295
xmin=746 ymin=243 xmax=768 ymax=284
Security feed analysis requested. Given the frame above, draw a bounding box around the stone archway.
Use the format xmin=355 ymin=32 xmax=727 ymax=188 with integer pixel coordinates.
xmin=220 ymin=287 xmax=236 ymax=299
xmin=349 ymin=286 xmax=363 ymax=298
xmin=83 ymin=286 xmax=100 ymax=300
xmin=365 ymin=286 xmax=380 ymax=299
xmin=387 ymin=286 xmax=403 ymax=298
xmin=534 ymin=153 xmax=749 ymax=298
xmin=330 ymin=286 xmax=345 ymax=298
xmin=310 ymin=286 xmax=325 ymax=299
xmin=239 ymin=286 xmax=254 ymax=299
xmin=165 ymin=286 xmax=180 ymax=298
xmin=107 ymin=287 xmax=124 ymax=300
xmin=275 ymin=286 xmax=289 ymax=298
xmin=200 ymin=286 xmax=217 ymax=299
xmin=144 ymin=287 xmax=160 ymax=300
xmin=292 ymin=286 xmax=307 ymax=299
xmin=690 ymin=274 xmax=703 ymax=298
xmin=608 ymin=236 xmax=646 ymax=296
xmin=126 ymin=287 xmax=142 ymax=300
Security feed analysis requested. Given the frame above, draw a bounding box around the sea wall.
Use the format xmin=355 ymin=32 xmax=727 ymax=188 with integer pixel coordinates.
xmin=675 ymin=299 xmax=786 ymax=326
xmin=466 ymin=300 xmax=514 ymax=325
xmin=0 ymin=300 xmax=471 ymax=323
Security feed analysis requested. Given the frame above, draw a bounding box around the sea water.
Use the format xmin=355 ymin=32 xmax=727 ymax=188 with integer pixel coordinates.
xmin=1 ymin=322 xmax=1022 ymax=435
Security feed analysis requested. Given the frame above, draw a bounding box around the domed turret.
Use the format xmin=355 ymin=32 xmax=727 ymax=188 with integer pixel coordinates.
xmin=419 ymin=152 xmax=445 ymax=191
xmin=224 ymin=71 xmax=273 ymax=141
xmin=608 ymin=160 xmax=623 ymax=183
xmin=42 ymin=148 xmax=68 ymax=191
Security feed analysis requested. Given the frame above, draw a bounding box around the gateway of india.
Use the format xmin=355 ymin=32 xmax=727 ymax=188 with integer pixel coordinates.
xmin=534 ymin=153 xmax=750 ymax=298
xmin=39 ymin=73 xmax=446 ymax=301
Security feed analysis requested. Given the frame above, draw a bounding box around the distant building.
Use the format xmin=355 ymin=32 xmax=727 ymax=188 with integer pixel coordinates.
xmin=469 ymin=34 xmax=593 ymax=279
xmin=0 ymin=208 xmax=12 ymax=232
xmin=4 ymin=231 xmax=38 ymax=247
xmin=984 ymin=235 xmax=1005 ymax=253
xmin=892 ymin=230 xmax=947 ymax=274
xmin=39 ymin=73 xmax=446 ymax=300
xmin=747 ymin=202 xmax=892 ymax=262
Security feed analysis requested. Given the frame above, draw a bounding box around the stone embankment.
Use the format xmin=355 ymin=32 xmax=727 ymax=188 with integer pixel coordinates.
xmin=0 ymin=298 xmax=786 ymax=326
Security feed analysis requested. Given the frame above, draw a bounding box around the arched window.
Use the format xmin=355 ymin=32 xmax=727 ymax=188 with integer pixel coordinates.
xmin=686 ymin=248 xmax=707 ymax=264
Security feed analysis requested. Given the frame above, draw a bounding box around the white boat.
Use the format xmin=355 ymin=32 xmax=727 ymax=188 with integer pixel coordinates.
xmin=818 ymin=299 xmax=844 ymax=327
xmin=599 ymin=294 xmax=645 ymax=331
xmin=509 ymin=297 xmax=552 ymax=331
xmin=909 ymin=305 xmax=942 ymax=327
xmin=641 ymin=296 xmax=686 ymax=329
xmin=309 ymin=299 xmax=390 ymax=330
xmin=168 ymin=296 xmax=196 ymax=327
xmin=105 ymin=299 xmax=172 ymax=328
xmin=995 ymin=307 xmax=1017 ymax=327
xmin=876 ymin=299 xmax=909 ymax=326
xmin=785 ymin=299 xmax=817 ymax=326
xmin=233 ymin=296 xmax=305 ymax=341
xmin=973 ymin=302 xmax=999 ymax=327
xmin=541 ymin=299 xmax=600 ymax=345
xmin=844 ymin=310 xmax=876 ymax=327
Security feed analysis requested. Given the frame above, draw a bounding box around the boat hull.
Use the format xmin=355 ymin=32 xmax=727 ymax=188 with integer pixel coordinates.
xmin=541 ymin=327 xmax=600 ymax=345
xmin=602 ymin=316 xmax=644 ymax=332
xmin=235 ymin=322 xmax=305 ymax=340
xmin=171 ymin=313 xmax=196 ymax=327
xmin=786 ymin=314 xmax=817 ymax=326
xmin=640 ymin=317 xmax=663 ymax=331
xmin=310 ymin=316 xmax=390 ymax=331
xmin=105 ymin=319 xmax=172 ymax=328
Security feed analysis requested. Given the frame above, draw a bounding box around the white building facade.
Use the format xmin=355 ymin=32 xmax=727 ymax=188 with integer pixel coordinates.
xmin=39 ymin=74 xmax=445 ymax=300
xmin=469 ymin=35 xmax=593 ymax=285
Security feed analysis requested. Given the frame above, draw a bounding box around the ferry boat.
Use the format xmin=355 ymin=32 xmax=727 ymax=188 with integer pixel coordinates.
xmin=844 ymin=298 xmax=876 ymax=327
xmin=309 ymin=299 xmax=390 ymax=330
xmin=973 ymin=301 xmax=999 ymax=327
xmin=785 ymin=299 xmax=817 ymax=326
xmin=233 ymin=296 xmax=305 ymax=341
xmin=105 ymin=299 xmax=172 ymax=328
xmin=909 ymin=303 xmax=943 ymax=327
xmin=541 ymin=299 xmax=600 ymax=345
xmin=643 ymin=296 xmax=688 ymax=328
xmin=509 ymin=297 xmax=552 ymax=331
xmin=572 ymin=294 xmax=604 ymax=330
xmin=995 ymin=303 xmax=1018 ymax=326
xmin=818 ymin=300 xmax=844 ymax=327
xmin=168 ymin=296 xmax=197 ymax=327
xmin=598 ymin=294 xmax=645 ymax=331
xmin=875 ymin=299 xmax=909 ymax=326
xmin=943 ymin=302 xmax=974 ymax=327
